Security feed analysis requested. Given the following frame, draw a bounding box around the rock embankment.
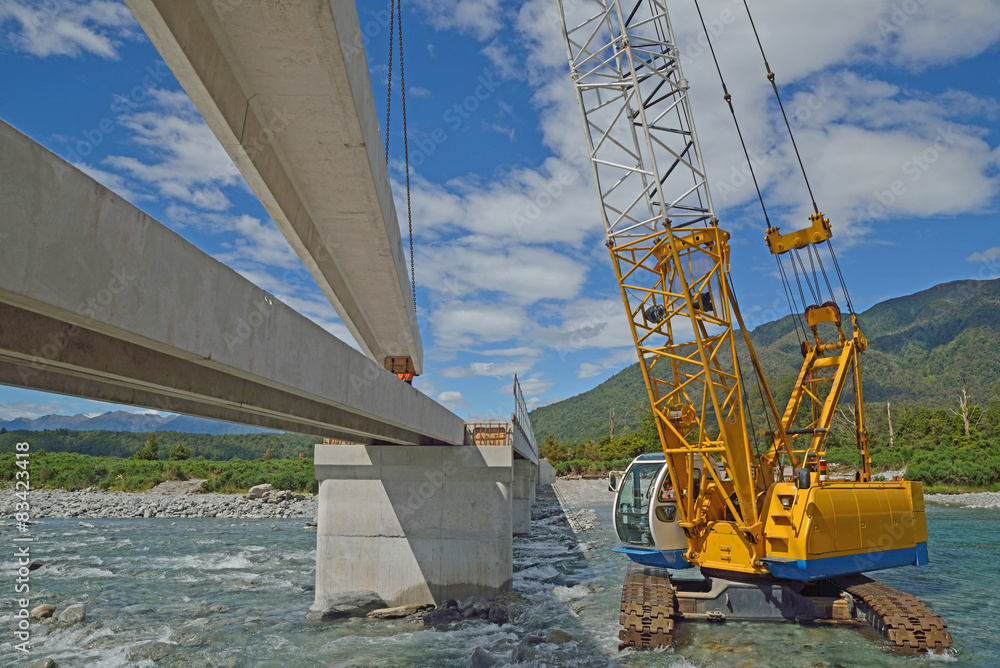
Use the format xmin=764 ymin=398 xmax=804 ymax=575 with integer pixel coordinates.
xmin=0 ymin=486 xmax=317 ymax=520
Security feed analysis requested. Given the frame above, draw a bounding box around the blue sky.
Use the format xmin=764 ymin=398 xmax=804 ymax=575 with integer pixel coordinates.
xmin=0 ymin=0 xmax=998 ymax=423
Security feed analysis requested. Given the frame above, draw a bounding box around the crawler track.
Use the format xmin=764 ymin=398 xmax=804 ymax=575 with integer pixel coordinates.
xmin=618 ymin=562 xmax=675 ymax=650
xmin=838 ymin=576 xmax=952 ymax=653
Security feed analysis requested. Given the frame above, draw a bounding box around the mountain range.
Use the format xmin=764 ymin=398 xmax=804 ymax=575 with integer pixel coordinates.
xmin=0 ymin=411 xmax=272 ymax=435
xmin=530 ymin=278 xmax=1000 ymax=444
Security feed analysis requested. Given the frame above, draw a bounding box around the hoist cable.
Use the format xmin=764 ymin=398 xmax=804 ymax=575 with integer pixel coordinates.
xmin=397 ymin=4 xmax=416 ymax=314
xmin=789 ymin=252 xmax=810 ymax=311
xmin=741 ymin=0 xmax=818 ymax=215
xmin=383 ymin=0 xmax=416 ymax=314
xmin=827 ymin=241 xmax=856 ymax=315
xmin=812 ymin=245 xmax=837 ymax=304
xmin=693 ymin=0 xmax=770 ymax=226
xmin=776 ymin=256 xmax=807 ymax=343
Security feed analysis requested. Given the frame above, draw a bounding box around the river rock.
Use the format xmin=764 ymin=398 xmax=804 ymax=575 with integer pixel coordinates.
xmin=29 ymin=604 xmax=56 ymax=620
xmin=420 ymin=608 xmax=462 ymax=625
xmin=464 ymin=647 xmax=496 ymax=668
xmin=143 ymin=507 xmax=153 ymax=518
xmin=460 ymin=595 xmax=477 ymax=611
xmin=367 ymin=603 xmax=433 ymax=619
xmin=26 ymin=659 xmax=59 ymax=668
xmin=247 ymin=483 xmax=273 ymax=499
xmin=305 ymin=590 xmax=386 ymax=621
xmin=472 ymin=599 xmax=490 ymax=615
xmin=545 ymin=629 xmax=574 ymax=645
xmin=57 ymin=603 xmax=86 ymax=626
xmin=28 ymin=560 xmax=45 ymax=571
xmin=488 ymin=604 xmax=509 ymax=626
xmin=129 ymin=641 xmax=174 ymax=662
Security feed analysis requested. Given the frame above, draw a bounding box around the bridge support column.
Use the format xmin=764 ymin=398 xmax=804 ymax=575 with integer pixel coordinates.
xmin=312 ymin=444 xmax=513 ymax=608
xmin=512 ymin=459 xmax=537 ymax=536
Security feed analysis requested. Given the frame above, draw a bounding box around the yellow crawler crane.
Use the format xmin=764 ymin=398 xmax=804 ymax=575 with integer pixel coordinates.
xmin=556 ymin=0 xmax=951 ymax=653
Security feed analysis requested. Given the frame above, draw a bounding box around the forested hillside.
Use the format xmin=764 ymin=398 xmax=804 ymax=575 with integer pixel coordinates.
xmin=530 ymin=278 xmax=1000 ymax=445
xmin=0 ymin=429 xmax=315 ymax=460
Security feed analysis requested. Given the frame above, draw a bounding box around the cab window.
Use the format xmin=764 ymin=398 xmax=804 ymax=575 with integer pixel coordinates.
xmin=615 ymin=464 xmax=661 ymax=546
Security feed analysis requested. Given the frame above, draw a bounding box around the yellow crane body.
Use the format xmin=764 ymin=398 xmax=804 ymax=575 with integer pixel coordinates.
xmin=758 ymin=479 xmax=928 ymax=580
xmin=557 ymin=0 xmax=949 ymax=651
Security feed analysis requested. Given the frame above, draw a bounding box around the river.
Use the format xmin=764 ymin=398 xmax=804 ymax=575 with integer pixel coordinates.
xmin=0 ymin=482 xmax=994 ymax=667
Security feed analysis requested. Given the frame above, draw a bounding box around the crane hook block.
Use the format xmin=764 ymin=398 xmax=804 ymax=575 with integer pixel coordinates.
xmin=765 ymin=212 xmax=832 ymax=255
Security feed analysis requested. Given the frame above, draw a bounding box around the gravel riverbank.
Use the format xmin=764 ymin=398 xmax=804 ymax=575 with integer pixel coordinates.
xmin=925 ymin=491 xmax=1000 ymax=509
xmin=0 ymin=484 xmax=317 ymax=520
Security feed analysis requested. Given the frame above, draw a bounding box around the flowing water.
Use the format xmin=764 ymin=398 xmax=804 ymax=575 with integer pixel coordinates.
xmin=0 ymin=486 xmax=995 ymax=667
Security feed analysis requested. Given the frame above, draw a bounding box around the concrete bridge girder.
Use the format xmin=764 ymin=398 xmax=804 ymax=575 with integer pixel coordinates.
xmin=124 ymin=0 xmax=423 ymax=373
xmin=0 ymin=119 xmax=456 ymax=445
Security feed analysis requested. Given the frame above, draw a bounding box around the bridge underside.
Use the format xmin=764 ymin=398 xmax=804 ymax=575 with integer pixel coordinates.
xmin=124 ymin=0 xmax=423 ymax=374
xmin=0 ymin=120 xmax=456 ymax=445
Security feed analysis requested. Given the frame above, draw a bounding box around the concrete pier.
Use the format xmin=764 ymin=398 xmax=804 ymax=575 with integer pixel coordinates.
xmin=313 ymin=444 xmax=513 ymax=607
xmin=512 ymin=459 xmax=538 ymax=536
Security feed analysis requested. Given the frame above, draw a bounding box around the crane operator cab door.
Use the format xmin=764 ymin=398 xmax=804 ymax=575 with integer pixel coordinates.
xmin=612 ymin=455 xmax=698 ymax=570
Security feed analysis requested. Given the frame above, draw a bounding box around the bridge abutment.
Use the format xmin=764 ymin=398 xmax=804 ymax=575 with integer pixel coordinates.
xmin=312 ymin=444 xmax=513 ymax=608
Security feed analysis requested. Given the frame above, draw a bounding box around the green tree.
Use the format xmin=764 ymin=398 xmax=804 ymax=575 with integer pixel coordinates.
xmin=135 ymin=434 xmax=159 ymax=461
xmin=262 ymin=446 xmax=275 ymax=460
xmin=169 ymin=441 xmax=191 ymax=460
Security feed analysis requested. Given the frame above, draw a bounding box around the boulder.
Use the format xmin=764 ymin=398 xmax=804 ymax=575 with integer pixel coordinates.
xmin=29 ymin=604 xmax=56 ymax=621
xmin=545 ymin=629 xmax=574 ymax=645
xmin=128 ymin=641 xmax=174 ymax=662
xmin=305 ymin=590 xmax=386 ymax=622
xmin=28 ymin=560 xmax=45 ymax=571
xmin=57 ymin=603 xmax=86 ymax=626
xmin=488 ymin=604 xmax=509 ymax=626
xmin=247 ymin=483 xmax=273 ymax=499
xmin=460 ymin=595 xmax=477 ymax=611
xmin=472 ymin=599 xmax=490 ymax=615
xmin=26 ymin=659 xmax=59 ymax=668
xmin=464 ymin=647 xmax=496 ymax=668
xmin=419 ymin=608 xmax=462 ymax=625
xmin=367 ymin=603 xmax=434 ymax=619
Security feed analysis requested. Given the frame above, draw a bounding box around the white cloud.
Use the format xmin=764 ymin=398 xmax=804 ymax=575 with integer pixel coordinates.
xmin=0 ymin=0 xmax=137 ymax=59
xmin=419 ymin=238 xmax=587 ymax=305
xmin=440 ymin=361 xmax=533 ymax=379
xmin=436 ymin=390 xmax=468 ymax=411
xmin=496 ymin=375 xmax=553 ymax=398
xmin=531 ymin=298 xmax=634 ymax=353
xmin=405 ymin=155 xmax=600 ymax=247
xmin=967 ymin=247 xmax=1000 ymax=264
xmin=0 ymin=401 xmax=63 ymax=420
xmin=477 ymin=346 xmax=542 ymax=357
xmin=412 ymin=0 xmax=503 ymax=40
xmin=578 ymin=348 xmax=638 ymax=379
xmin=430 ymin=302 xmax=529 ymax=349
xmin=103 ymin=90 xmax=240 ymax=211
xmin=74 ymin=162 xmax=150 ymax=203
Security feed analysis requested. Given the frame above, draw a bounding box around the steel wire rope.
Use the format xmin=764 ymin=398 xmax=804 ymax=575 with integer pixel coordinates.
xmin=383 ymin=0 xmax=417 ymax=314
xmin=742 ymin=0 xmax=858 ymax=315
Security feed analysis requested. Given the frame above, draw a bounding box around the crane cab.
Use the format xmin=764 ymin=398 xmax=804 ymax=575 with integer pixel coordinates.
xmin=610 ymin=453 xmax=698 ymax=570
